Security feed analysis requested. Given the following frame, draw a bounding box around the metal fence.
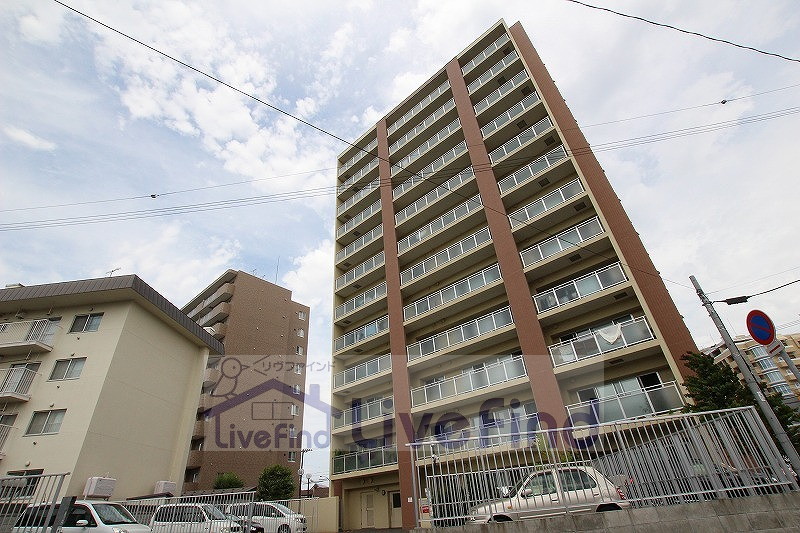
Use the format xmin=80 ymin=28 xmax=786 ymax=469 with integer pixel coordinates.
xmin=0 ymin=472 xmax=69 ymax=532
xmin=409 ymin=407 xmax=798 ymax=527
xmin=121 ymin=492 xmax=319 ymax=533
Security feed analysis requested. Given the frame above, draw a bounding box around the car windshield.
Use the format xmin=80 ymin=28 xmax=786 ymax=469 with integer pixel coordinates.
xmin=93 ymin=504 xmax=138 ymax=525
xmin=202 ymin=504 xmax=228 ymax=520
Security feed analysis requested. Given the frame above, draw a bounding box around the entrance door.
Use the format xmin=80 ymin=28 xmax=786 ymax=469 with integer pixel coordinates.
xmin=360 ymin=492 xmax=374 ymax=528
xmin=389 ymin=491 xmax=402 ymax=528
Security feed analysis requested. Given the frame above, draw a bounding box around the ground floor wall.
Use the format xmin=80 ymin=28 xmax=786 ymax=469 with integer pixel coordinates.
xmin=339 ymin=471 xmax=401 ymax=530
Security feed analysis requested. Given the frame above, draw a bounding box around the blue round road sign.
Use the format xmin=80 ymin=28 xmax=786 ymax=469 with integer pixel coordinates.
xmin=746 ymin=309 xmax=775 ymax=346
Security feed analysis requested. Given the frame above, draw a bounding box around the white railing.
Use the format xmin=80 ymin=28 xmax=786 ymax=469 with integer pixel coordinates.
xmin=489 ymin=116 xmax=553 ymax=163
xmin=333 ymin=396 xmax=393 ymax=429
xmin=336 ymin=199 xmax=381 ymax=239
xmin=461 ymin=32 xmax=511 ymax=75
xmin=339 ymin=137 xmax=378 ymax=176
xmin=390 ymin=98 xmax=456 ymax=154
xmin=0 ymin=424 xmax=12 ymax=453
xmin=397 ymin=195 xmax=482 ymax=254
xmin=337 ymin=177 xmax=380 ymax=217
xmin=334 ymin=315 xmax=389 ymax=352
xmin=498 ymin=145 xmax=568 ymax=194
xmin=0 ymin=367 xmax=38 ymax=398
xmin=549 ymin=316 xmax=655 ymax=367
xmin=481 ymin=92 xmax=541 ymax=138
xmin=407 ymin=306 xmax=513 ymax=361
xmin=388 ymin=80 xmax=451 ymax=136
xmin=332 ymin=444 xmax=398 ymax=474
xmin=333 ymin=354 xmax=392 ymax=389
xmin=335 ymin=251 xmax=384 ymax=290
xmin=467 ymin=50 xmax=519 ymax=94
xmin=334 ymin=282 xmax=387 ymax=320
xmin=395 ymin=166 xmax=475 ymax=224
xmin=565 ymin=381 xmax=684 ymax=424
xmin=0 ymin=319 xmax=60 ymax=348
xmin=509 ymin=178 xmax=584 ymax=228
xmin=404 ymin=263 xmax=501 ymax=321
xmin=400 ymin=227 xmax=491 ymax=286
xmin=338 ymin=157 xmax=379 ymax=195
xmin=392 ymin=141 xmax=468 ymax=197
xmin=391 ymin=119 xmax=461 ymax=177
xmin=534 ymin=263 xmax=627 ymax=313
xmin=519 ymin=216 xmax=604 ymax=268
xmin=474 ymin=70 xmax=529 ymax=115
xmin=410 ymin=355 xmax=526 ymax=407
xmin=415 ymin=405 xmax=540 ymax=450
xmin=335 ymin=224 xmax=383 ymax=263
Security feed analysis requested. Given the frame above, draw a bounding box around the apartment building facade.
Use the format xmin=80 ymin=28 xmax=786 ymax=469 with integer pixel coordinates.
xmin=0 ymin=276 xmax=222 ymax=499
xmin=182 ymin=270 xmax=309 ymax=492
xmin=330 ymin=20 xmax=697 ymax=530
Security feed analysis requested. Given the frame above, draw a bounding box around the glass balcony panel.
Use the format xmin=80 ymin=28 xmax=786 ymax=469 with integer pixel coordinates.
xmin=620 ymin=392 xmax=653 ymax=418
xmin=447 ymin=328 xmax=464 ymax=345
xmin=555 ymin=284 xmax=579 ymax=305
xmin=596 ymin=333 xmax=625 ymax=352
xmin=521 ymin=247 xmax=542 ymax=266
xmin=441 ymin=286 xmax=456 ymax=303
xmin=506 ymin=358 xmax=526 ymax=379
xmin=407 ymin=344 xmax=421 ymax=359
xmin=598 ymin=264 xmax=626 ymax=286
xmin=621 ymin=320 xmax=652 ymax=344
xmin=486 ymin=365 xmax=505 ymax=385
xmin=440 ymin=379 xmax=457 ymax=398
xmin=562 ymin=179 xmax=584 ymax=198
xmin=649 ymin=384 xmax=683 ymax=412
xmin=597 ymin=399 xmax=625 ymax=423
xmin=433 ymin=334 xmax=448 ymax=351
xmin=411 ymin=388 xmax=426 ymax=405
xmin=533 ymin=290 xmax=554 ymax=311
xmin=462 ymin=322 xmax=479 ymax=340
xmin=578 ymin=218 xmax=603 ymax=239
xmin=476 ymin=315 xmax=494 ymax=334
xmin=575 ymin=276 xmax=602 ymax=297
xmin=454 ymin=279 xmax=470 ymax=297
xmin=421 ymin=339 xmax=435 ymax=356
xmin=526 ymin=201 xmax=547 ymax=220
xmin=425 ymin=383 xmax=441 ymax=403
xmin=539 ymin=239 xmax=562 ymax=258
xmin=484 ymin=266 xmax=501 ymax=283
xmin=557 ymin=228 xmax=580 ymax=249
xmin=494 ymin=308 xmax=512 ymax=326
xmin=573 ymin=335 xmax=601 ymax=358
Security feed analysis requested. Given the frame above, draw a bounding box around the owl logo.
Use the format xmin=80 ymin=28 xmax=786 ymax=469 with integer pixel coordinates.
xmin=210 ymin=357 xmax=250 ymax=399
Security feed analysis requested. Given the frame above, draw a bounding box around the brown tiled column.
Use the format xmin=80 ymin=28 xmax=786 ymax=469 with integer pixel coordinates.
xmin=446 ymin=59 xmax=569 ymax=427
xmin=509 ymin=23 xmax=697 ymax=377
xmin=376 ymin=119 xmax=416 ymax=529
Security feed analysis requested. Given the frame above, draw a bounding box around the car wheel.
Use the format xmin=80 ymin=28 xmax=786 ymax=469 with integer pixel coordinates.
xmin=278 ymin=524 xmax=291 ymax=533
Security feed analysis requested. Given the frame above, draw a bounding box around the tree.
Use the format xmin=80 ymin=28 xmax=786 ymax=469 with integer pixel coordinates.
xmin=213 ymin=472 xmax=244 ymax=490
xmin=257 ymin=465 xmax=295 ymax=501
xmin=682 ymin=351 xmax=800 ymax=450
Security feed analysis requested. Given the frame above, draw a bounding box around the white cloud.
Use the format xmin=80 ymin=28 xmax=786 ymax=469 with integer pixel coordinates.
xmin=3 ymin=126 xmax=56 ymax=151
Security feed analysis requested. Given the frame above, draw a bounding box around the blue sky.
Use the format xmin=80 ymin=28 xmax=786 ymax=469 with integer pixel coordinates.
xmin=2 ymin=0 xmax=799 ymax=477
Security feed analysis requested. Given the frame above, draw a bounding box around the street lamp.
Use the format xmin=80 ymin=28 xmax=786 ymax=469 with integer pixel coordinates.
xmin=297 ymin=448 xmax=311 ymax=499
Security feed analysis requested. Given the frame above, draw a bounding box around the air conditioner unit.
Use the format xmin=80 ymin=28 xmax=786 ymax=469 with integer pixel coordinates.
xmin=83 ymin=477 xmax=116 ymax=499
xmin=154 ymin=480 xmax=177 ymax=494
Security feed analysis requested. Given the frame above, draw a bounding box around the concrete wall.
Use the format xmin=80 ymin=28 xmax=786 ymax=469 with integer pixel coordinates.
xmin=416 ymin=492 xmax=800 ymax=532
xmin=297 ymin=497 xmax=338 ymax=533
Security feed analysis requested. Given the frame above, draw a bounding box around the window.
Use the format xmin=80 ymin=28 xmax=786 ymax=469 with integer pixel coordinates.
xmin=293 ymin=384 xmax=301 ymax=395
xmin=69 ymin=313 xmax=103 ymax=333
xmin=558 ymin=469 xmax=598 ymax=491
xmin=26 ymin=409 xmax=66 ymax=435
xmin=63 ymin=505 xmax=97 ymax=528
xmin=298 ymin=311 xmax=306 ymax=321
xmin=297 ymin=328 xmax=304 ymax=338
xmin=296 ymin=346 xmax=304 ymax=356
xmin=49 ymin=358 xmax=86 ymax=381
xmin=288 ymin=451 xmax=297 ymax=462
xmin=294 ymin=363 xmax=303 ymax=375
xmin=289 ymin=425 xmax=296 ymax=438
xmin=290 ymin=404 xmax=299 ymax=416
xmin=184 ymin=469 xmax=200 ymax=483
xmin=524 ymin=472 xmax=557 ymax=496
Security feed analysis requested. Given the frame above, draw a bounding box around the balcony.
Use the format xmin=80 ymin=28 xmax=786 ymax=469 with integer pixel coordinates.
xmin=193 ymin=419 xmax=207 ymax=437
xmin=335 ymin=224 xmax=383 ymax=266
xmin=337 ymin=177 xmax=380 ymax=219
xmin=336 ymin=200 xmax=381 ymax=241
xmin=533 ymin=263 xmax=628 ymax=313
xmin=197 ymin=301 xmax=230 ymax=327
xmin=467 ymin=50 xmax=519 ymax=94
xmin=333 ymin=354 xmax=392 ymax=391
xmin=338 ymin=157 xmax=379 ymax=198
xmin=392 ymin=141 xmax=469 ymax=199
xmin=0 ymin=367 xmax=38 ymax=402
xmin=186 ymin=450 xmax=203 ymax=468
xmin=388 ymin=79 xmax=450 ymax=136
xmin=335 ymin=251 xmax=385 ymax=296
xmin=188 ymin=283 xmax=235 ymax=319
xmin=489 ymin=117 xmax=554 ymax=164
xmin=334 ymin=315 xmax=389 ymax=354
xmin=332 ymin=396 xmax=394 ymax=430
xmin=497 ymin=145 xmax=569 ymax=196
xmin=461 ymin=32 xmax=511 ymax=75
xmin=481 ymin=92 xmax=542 ymax=139
xmin=332 ymin=445 xmax=398 ymax=475
xmin=410 ymin=355 xmax=527 ymax=408
xmin=397 ymin=195 xmax=483 ymax=260
xmin=204 ymin=322 xmax=227 ymax=340
xmin=390 ymin=98 xmax=456 ymax=155
xmin=0 ymin=319 xmax=60 ymax=356
xmin=404 ymin=263 xmax=501 ymax=322
xmin=390 ymin=119 xmax=462 ymax=177
xmin=520 ymin=217 xmax=604 ymax=269
xmin=549 ymin=316 xmax=656 ymax=368
xmin=474 ymin=70 xmax=529 ymax=116
xmin=339 ymin=137 xmax=377 ymax=177
xmin=395 ymin=167 xmax=475 ymax=226
xmin=334 ymin=282 xmax=387 ymax=323
xmin=0 ymin=424 xmax=12 ymax=456
xmin=566 ymin=381 xmax=684 ymax=425
xmin=203 ymin=366 xmax=221 ymax=388
xmin=407 ymin=306 xmax=514 ymax=363
xmin=509 ymin=178 xmax=585 ymax=234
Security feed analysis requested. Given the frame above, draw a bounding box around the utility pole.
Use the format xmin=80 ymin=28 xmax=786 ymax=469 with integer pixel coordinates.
xmin=690 ymin=275 xmax=800 ymax=474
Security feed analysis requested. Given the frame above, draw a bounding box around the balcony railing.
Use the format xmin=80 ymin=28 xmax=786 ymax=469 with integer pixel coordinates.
xmin=338 ymin=157 xmax=379 ymax=196
xmin=489 ymin=116 xmax=553 ymax=163
xmin=534 ymin=263 xmax=627 ymax=313
xmin=339 ymin=137 xmax=378 ymax=176
xmin=0 ymin=367 xmax=38 ymax=400
xmin=334 ymin=315 xmax=389 ymax=352
xmin=497 ymin=147 xmax=567 ymax=196
xmin=333 ymin=354 xmax=392 ymax=389
xmin=393 ymin=141 xmax=468 ymax=197
xmin=390 ymin=98 xmax=456 ymax=154
xmin=400 ymin=227 xmax=491 ymax=286
xmin=461 ymin=32 xmax=511 ymax=75
xmin=391 ymin=119 xmax=461 ymax=177
xmin=335 ymin=224 xmax=383 ymax=264
xmin=397 ymin=195 xmax=482 ymax=254
xmin=519 ymin=216 xmax=604 ymax=268
xmin=188 ymin=282 xmax=235 ymax=318
xmin=565 ymin=381 xmax=684 ymax=424
xmin=333 ymin=397 xmax=394 ymax=429
xmin=336 ymin=200 xmax=381 ymax=239
xmin=549 ymin=316 xmax=655 ymax=367
xmin=337 ymin=177 xmax=380 ymax=217
xmin=467 ymin=50 xmax=519 ymax=94
xmin=407 ymin=306 xmax=513 ymax=361
xmin=332 ymin=444 xmax=398 ymax=474
xmin=404 ymin=263 xmax=501 ymax=321
xmin=481 ymin=92 xmax=541 ymax=138
xmin=197 ymin=301 xmax=230 ymax=327
xmin=509 ymin=178 xmax=584 ymax=228
xmin=474 ymin=70 xmax=528 ymax=115
xmin=0 ymin=424 xmax=13 ymax=454
xmin=334 ymin=282 xmax=387 ymax=320
xmin=410 ymin=355 xmax=526 ymax=407
xmin=395 ymin=167 xmax=475 ymax=224
xmin=0 ymin=319 xmax=60 ymax=353
xmin=335 ymin=251 xmax=384 ymax=290
xmin=388 ymin=80 xmax=450 ymax=136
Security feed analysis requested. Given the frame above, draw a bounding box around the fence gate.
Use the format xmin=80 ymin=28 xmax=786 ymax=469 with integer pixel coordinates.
xmin=0 ymin=472 xmax=70 ymax=532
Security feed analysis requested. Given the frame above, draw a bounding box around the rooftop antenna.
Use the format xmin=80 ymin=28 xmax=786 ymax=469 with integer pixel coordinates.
xmin=106 ymin=267 xmax=121 ymax=277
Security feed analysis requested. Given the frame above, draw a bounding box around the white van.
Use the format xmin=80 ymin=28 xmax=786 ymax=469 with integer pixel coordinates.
xmin=149 ymin=503 xmax=242 ymax=533
xmin=13 ymin=500 xmax=150 ymax=532
xmin=225 ymin=502 xmax=306 ymax=533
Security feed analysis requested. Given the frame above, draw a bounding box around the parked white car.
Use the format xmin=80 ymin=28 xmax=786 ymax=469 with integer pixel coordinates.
xmin=225 ymin=502 xmax=306 ymax=533
xmin=149 ymin=503 xmax=242 ymax=533
xmin=469 ymin=466 xmax=629 ymax=522
xmin=13 ymin=500 xmax=150 ymax=532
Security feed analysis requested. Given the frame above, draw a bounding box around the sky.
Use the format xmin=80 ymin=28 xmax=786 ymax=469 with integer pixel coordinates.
xmin=1 ymin=0 xmax=799 ymax=478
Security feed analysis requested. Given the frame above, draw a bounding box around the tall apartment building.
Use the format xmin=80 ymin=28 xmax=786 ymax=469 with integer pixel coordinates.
xmin=182 ymin=270 xmax=309 ymax=492
xmin=704 ymin=333 xmax=800 ymax=409
xmin=330 ymin=20 xmax=697 ymax=529
xmin=0 ymin=276 xmax=222 ymax=499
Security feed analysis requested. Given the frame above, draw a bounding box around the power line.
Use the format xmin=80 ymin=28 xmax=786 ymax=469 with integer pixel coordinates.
xmin=707 ymin=266 xmax=800 ymax=295
xmin=715 ymin=279 xmax=800 ymax=305
xmin=564 ymin=0 xmax=800 ymax=64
